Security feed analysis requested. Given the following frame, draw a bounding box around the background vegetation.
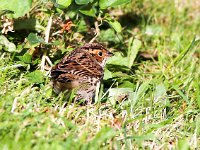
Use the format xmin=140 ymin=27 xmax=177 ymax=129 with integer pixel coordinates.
xmin=1 ymin=0 xmax=200 ymax=149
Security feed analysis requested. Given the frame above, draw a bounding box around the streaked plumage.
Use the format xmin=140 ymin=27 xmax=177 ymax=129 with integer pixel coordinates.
xmin=51 ymin=43 xmax=113 ymax=103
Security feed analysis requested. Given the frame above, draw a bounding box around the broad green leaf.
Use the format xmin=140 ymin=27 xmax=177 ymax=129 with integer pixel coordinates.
xmin=110 ymin=0 xmax=131 ymax=7
xmin=56 ymin=0 xmax=72 ymax=7
xmin=27 ymin=33 xmax=44 ymax=46
xmin=106 ymin=19 xmax=122 ymax=33
xmin=0 ymin=0 xmax=32 ymax=18
xmin=17 ymin=53 xmax=32 ymax=64
xmin=26 ymin=70 xmax=44 ymax=84
xmin=0 ymin=35 xmax=16 ymax=52
xmin=98 ymin=29 xmax=121 ymax=43
xmin=99 ymin=0 xmax=114 ymax=9
xmin=118 ymin=81 xmax=134 ymax=88
xmin=0 ymin=10 xmax=14 ymax=16
xmin=177 ymin=138 xmax=190 ymax=150
xmin=75 ymin=0 xmax=93 ymax=5
xmin=14 ymin=19 xmax=45 ymax=31
xmin=51 ymin=0 xmax=66 ymax=9
xmin=76 ymin=18 xmax=87 ymax=32
xmin=107 ymin=52 xmax=128 ymax=67
xmin=128 ymin=38 xmax=141 ymax=68
xmin=99 ymin=0 xmax=130 ymax=9
xmin=103 ymin=68 xmax=112 ymax=80
xmin=79 ymin=7 xmax=96 ymax=17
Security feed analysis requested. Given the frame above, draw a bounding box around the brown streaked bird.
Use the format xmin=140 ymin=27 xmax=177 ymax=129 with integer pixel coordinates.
xmin=51 ymin=43 xmax=113 ymax=104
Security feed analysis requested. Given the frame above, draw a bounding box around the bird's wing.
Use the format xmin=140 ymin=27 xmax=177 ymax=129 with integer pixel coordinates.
xmin=51 ymin=49 xmax=103 ymax=83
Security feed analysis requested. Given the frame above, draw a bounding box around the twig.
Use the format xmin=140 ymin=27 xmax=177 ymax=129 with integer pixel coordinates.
xmin=89 ymin=21 xmax=100 ymax=44
xmin=41 ymin=15 xmax=53 ymax=71
xmin=45 ymin=16 xmax=53 ymax=43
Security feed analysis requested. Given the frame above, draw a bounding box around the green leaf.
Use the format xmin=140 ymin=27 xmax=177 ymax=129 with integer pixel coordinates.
xmin=26 ymin=70 xmax=44 ymax=84
xmin=0 ymin=35 xmax=16 ymax=52
xmin=79 ymin=6 xmax=96 ymax=17
xmin=0 ymin=10 xmax=14 ymax=16
xmin=105 ymin=19 xmax=122 ymax=33
xmin=177 ymin=138 xmax=190 ymax=150
xmin=14 ymin=18 xmax=45 ymax=31
xmin=98 ymin=29 xmax=121 ymax=43
xmin=56 ymin=0 xmax=72 ymax=7
xmin=107 ymin=52 xmax=128 ymax=67
xmin=17 ymin=53 xmax=32 ymax=64
xmin=118 ymin=81 xmax=134 ymax=88
xmin=128 ymin=38 xmax=142 ymax=68
xmin=0 ymin=0 xmax=32 ymax=18
xmin=27 ymin=33 xmax=44 ymax=46
xmin=76 ymin=18 xmax=88 ymax=32
xmin=51 ymin=0 xmax=65 ymax=9
xmin=103 ymin=68 xmax=113 ymax=80
xmin=75 ymin=0 xmax=93 ymax=5
xmin=99 ymin=0 xmax=130 ymax=9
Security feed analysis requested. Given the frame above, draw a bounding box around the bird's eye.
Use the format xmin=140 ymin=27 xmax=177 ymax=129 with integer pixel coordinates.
xmin=98 ymin=51 xmax=103 ymax=56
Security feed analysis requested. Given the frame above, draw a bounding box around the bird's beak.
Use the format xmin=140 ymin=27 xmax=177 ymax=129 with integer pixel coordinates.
xmin=107 ymin=51 xmax=114 ymax=57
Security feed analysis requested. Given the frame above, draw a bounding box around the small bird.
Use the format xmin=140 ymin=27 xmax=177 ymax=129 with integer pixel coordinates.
xmin=51 ymin=43 xmax=113 ymax=104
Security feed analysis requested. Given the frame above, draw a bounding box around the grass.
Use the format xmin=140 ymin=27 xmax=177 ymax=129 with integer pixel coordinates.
xmin=1 ymin=0 xmax=200 ymax=149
